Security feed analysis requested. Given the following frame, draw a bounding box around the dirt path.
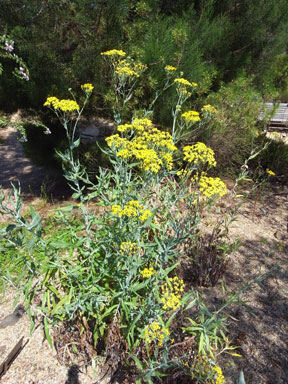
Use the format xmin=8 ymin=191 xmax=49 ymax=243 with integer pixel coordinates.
xmin=0 ymin=113 xmax=68 ymax=200
xmin=205 ymin=185 xmax=288 ymax=384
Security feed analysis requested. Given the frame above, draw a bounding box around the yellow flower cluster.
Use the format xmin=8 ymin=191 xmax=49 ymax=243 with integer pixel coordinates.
xmin=119 ymin=241 xmax=139 ymax=256
xmin=201 ymin=104 xmax=218 ymax=114
xmin=106 ymin=122 xmax=177 ymax=173
xmin=100 ymin=49 xmax=126 ymax=57
xmin=144 ymin=321 xmax=170 ymax=346
xmin=174 ymin=78 xmax=192 ymax=86
xmin=81 ymin=83 xmax=94 ymax=93
xmin=131 ymin=118 xmax=153 ymax=132
xmin=117 ymin=123 xmax=133 ymax=133
xmin=160 ymin=277 xmax=185 ymax=311
xmin=140 ymin=267 xmax=154 ymax=278
xmin=44 ymin=97 xmax=79 ymax=112
xmin=199 ymin=176 xmax=227 ymax=198
xmin=266 ymin=168 xmax=275 ymax=176
xmin=165 ymin=65 xmax=177 ymax=71
xmin=115 ymin=65 xmax=138 ymax=77
xmin=176 ymin=169 xmax=189 ymax=178
xmin=181 ymin=110 xmax=201 ymax=122
xmin=115 ymin=60 xmax=147 ymax=78
xmin=213 ymin=366 xmax=225 ymax=384
xmin=111 ymin=200 xmax=152 ymax=222
xmin=183 ymin=142 xmax=216 ymax=167
xmin=174 ymin=78 xmax=197 ymax=87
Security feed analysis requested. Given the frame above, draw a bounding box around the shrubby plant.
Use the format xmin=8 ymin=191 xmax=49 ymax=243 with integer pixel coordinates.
xmin=0 ymin=50 xmax=249 ymax=383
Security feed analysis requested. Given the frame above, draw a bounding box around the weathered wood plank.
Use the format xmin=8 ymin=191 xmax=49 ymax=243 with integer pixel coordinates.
xmin=0 ymin=336 xmax=24 ymax=378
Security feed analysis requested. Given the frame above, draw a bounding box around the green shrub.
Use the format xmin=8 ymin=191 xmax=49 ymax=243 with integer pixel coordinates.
xmin=196 ymin=76 xmax=267 ymax=174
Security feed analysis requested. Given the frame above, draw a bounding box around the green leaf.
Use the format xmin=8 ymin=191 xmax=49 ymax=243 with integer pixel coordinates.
xmin=238 ymin=371 xmax=246 ymax=384
xmin=44 ymin=317 xmax=53 ymax=348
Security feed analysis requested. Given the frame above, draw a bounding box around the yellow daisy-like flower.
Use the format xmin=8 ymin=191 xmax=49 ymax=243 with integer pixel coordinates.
xmin=81 ymin=83 xmax=94 ymax=93
xmin=100 ymin=49 xmax=126 ymax=57
xmin=165 ymin=65 xmax=177 ymax=71
xmin=44 ymin=97 xmax=79 ymax=112
xmin=119 ymin=242 xmax=139 ymax=256
xmin=117 ymin=123 xmax=133 ymax=133
xmin=115 ymin=65 xmax=139 ymax=77
xmin=213 ymin=366 xmax=225 ymax=384
xmin=111 ymin=201 xmax=152 ymax=222
xmin=140 ymin=267 xmax=154 ymax=278
xmin=183 ymin=142 xmax=216 ymax=167
xmin=144 ymin=321 xmax=170 ymax=346
xmin=160 ymin=277 xmax=185 ymax=311
xmin=266 ymin=168 xmax=275 ymax=176
xmin=201 ymin=104 xmax=218 ymax=114
xmin=199 ymin=176 xmax=227 ymax=198
xmin=181 ymin=110 xmax=201 ymax=122
xmin=174 ymin=78 xmax=193 ymax=87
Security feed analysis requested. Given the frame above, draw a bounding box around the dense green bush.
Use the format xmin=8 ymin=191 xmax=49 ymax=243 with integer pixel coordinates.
xmin=196 ymin=76 xmax=267 ymax=173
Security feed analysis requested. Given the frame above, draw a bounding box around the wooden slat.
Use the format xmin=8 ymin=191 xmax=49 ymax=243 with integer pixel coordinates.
xmin=0 ymin=337 xmax=24 ymax=377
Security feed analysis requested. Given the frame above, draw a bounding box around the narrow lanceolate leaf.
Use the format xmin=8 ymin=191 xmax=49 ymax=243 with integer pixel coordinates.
xmin=44 ymin=317 xmax=53 ymax=348
xmin=238 ymin=371 xmax=246 ymax=384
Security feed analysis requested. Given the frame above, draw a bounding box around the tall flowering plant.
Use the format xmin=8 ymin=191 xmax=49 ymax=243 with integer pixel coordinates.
xmin=0 ymin=53 xmax=237 ymax=382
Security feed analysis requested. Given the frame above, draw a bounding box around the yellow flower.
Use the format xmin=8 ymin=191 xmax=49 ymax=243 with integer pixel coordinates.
xmin=140 ymin=267 xmax=154 ymax=278
xmin=165 ymin=65 xmax=177 ymax=71
xmin=144 ymin=321 xmax=170 ymax=346
xmin=160 ymin=277 xmax=184 ymax=311
xmin=132 ymin=118 xmax=153 ymax=132
xmin=43 ymin=97 xmax=79 ymax=112
xmin=201 ymin=104 xmax=218 ymax=114
xmin=120 ymin=242 xmax=139 ymax=256
xmin=43 ymin=96 xmax=60 ymax=108
xmin=174 ymin=78 xmax=193 ymax=87
xmin=199 ymin=176 xmax=227 ymax=198
xmin=117 ymin=123 xmax=133 ymax=133
xmin=100 ymin=49 xmax=126 ymax=57
xmin=176 ymin=169 xmax=189 ymax=178
xmin=181 ymin=110 xmax=201 ymax=122
xmin=213 ymin=366 xmax=225 ymax=384
xmin=81 ymin=83 xmax=94 ymax=93
xmin=183 ymin=142 xmax=216 ymax=167
xmin=115 ymin=65 xmax=139 ymax=77
xmin=111 ymin=201 xmax=152 ymax=221
xmin=266 ymin=168 xmax=275 ymax=176
xmin=111 ymin=204 xmax=122 ymax=215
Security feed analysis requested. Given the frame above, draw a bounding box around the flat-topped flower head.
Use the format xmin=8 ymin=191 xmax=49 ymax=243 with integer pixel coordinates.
xmin=144 ymin=321 xmax=170 ymax=346
xmin=165 ymin=65 xmax=177 ymax=71
xmin=111 ymin=200 xmax=152 ymax=221
xmin=120 ymin=242 xmax=139 ymax=256
xmin=181 ymin=110 xmax=201 ymax=122
xmin=160 ymin=277 xmax=185 ymax=311
xmin=174 ymin=78 xmax=193 ymax=87
xmin=140 ymin=267 xmax=154 ymax=278
xmin=199 ymin=176 xmax=227 ymax=198
xmin=183 ymin=142 xmax=216 ymax=167
xmin=81 ymin=83 xmax=94 ymax=93
xmin=100 ymin=49 xmax=126 ymax=57
xmin=43 ymin=97 xmax=79 ymax=112
xmin=201 ymin=104 xmax=218 ymax=114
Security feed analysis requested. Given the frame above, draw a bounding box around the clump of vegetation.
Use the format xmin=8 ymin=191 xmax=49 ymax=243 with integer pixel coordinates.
xmin=0 ymin=53 xmax=249 ymax=382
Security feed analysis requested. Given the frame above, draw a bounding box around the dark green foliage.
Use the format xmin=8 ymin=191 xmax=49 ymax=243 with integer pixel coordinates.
xmin=1 ymin=0 xmax=288 ymax=175
xmin=260 ymin=138 xmax=288 ymax=178
xmin=197 ymin=76 xmax=266 ymax=172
